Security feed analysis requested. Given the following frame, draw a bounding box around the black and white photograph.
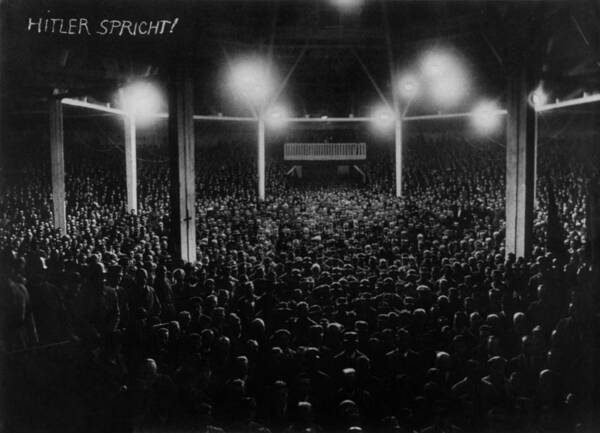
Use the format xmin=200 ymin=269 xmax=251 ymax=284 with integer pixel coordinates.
xmin=1 ymin=0 xmax=599 ymax=432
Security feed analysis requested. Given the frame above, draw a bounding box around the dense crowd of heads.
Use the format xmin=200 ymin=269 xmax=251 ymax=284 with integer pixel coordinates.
xmin=0 ymin=131 xmax=598 ymax=433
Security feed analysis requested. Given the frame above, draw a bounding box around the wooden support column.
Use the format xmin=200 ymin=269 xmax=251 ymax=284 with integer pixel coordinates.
xmin=169 ymin=63 xmax=196 ymax=264
xmin=533 ymin=113 xmax=539 ymax=210
xmin=0 ymin=5 xmax=5 ymax=191
xmin=49 ymin=99 xmax=67 ymax=234
xmin=257 ymin=117 xmax=266 ymax=201
xmin=124 ymin=115 xmax=137 ymax=213
xmin=394 ymin=116 xmax=403 ymax=198
xmin=505 ymin=65 xmax=536 ymax=259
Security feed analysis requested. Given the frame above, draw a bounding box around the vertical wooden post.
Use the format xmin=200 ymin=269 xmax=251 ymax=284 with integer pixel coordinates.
xmin=257 ymin=117 xmax=266 ymax=201
xmin=394 ymin=116 xmax=403 ymax=198
xmin=0 ymin=5 xmax=5 ymax=192
xmin=168 ymin=63 xmax=196 ymax=263
xmin=505 ymin=65 xmax=536 ymax=259
xmin=49 ymin=99 xmax=67 ymax=234
xmin=533 ymin=111 xmax=539 ymax=210
xmin=124 ymin=115 xmax=137 ymax=213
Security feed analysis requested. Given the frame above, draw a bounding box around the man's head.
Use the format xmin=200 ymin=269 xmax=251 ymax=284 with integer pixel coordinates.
xmin=513 ymin=312 xmax=528 ymax=335
xmin=156 ymin=327 xmax=169 ymax=347
xmin=139 ymin=358 xmax=158 ymax=385
xmin=297 ymin=401 xmax=313 ymax=423
xmin=297 ymin=301 xmax=309 ymax=318
xmin=488 ymin=356 xmax=506 ymax=378
xmin=343 ymin=331 xmax=358 ymax=352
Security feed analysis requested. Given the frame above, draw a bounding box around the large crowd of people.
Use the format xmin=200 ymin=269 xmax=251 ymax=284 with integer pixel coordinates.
xmin=0 ymin=129 xmax=598 ymax=433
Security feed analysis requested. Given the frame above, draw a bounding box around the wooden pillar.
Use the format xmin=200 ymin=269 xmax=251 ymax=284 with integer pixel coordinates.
xmin=257 ymin=117 xmax=266 ymax=201
xmin=394 ymin=116 xmax=403 ymax=198
xmin=0 ymin=3 xmax=8 ymax=195
xmin=49 ymin=99 xmax=67 ymax=234
xmin=505 ymin=65 xmax=536 ymax=259
xmin=533 ymin=112 xmax=539 ymax=210
xmin=168 ymin=63 xmax=196 ymax=264
xmin=124 ymin=115 xmax=137 ymax=213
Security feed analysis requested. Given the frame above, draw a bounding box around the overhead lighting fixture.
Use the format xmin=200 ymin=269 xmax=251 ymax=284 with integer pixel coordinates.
xmin=471 ymin=100 xmax=502 ymax=135
xmin=397 ymin=73 xmax=420 ymax=100
xmin=420 ymin=48 xmax=470 ymax=108
xmin=530 ymin=83 xmax=548 ymax=108
xmin=265 ymin=104 xmax=290 ymax=129
xmin=330 ymin=0 xmax=364 ymax=13
xmin=120 ymin=81 xmax=164 ymax=124
xmin=370 ymin=104 xmax=395 ymax=132
xmin=421 ymin=50 xmax=454 ymax=78
xmin=228 ymin=55 xmax=277 ymax=108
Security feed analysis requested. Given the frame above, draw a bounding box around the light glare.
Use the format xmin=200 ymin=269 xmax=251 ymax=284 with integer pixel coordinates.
xmin=397 ymin=74 xmax=420 ymax=99
xmin=121 ymin=81 xmax=163 ymax=119
xmin=229 ymin=56 xmax=276 ymax=107
xmin=331 ymin=0 xmax=364 ymax=12
xmin=265 ymin=105 xmax=289 ymax=129
xmin=430 ymin=73 xmax=469 ymax=107
xmin=531 ymin=85 xmax=548 ymax=107
xmin=472 ymin=100 xmax=502 ymax=134
xmin=420 ymin=49 xmax=470 ymax=108
xmin=371 ymin=105 xmax=395 ymax=132
xmin=422 ymin=51 xmax=456 ymax=77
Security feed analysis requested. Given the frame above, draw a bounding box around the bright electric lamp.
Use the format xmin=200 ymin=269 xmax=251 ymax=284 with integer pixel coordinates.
xmin=371 ymin=105 xmax=395 ymax=132
xmin=229 ymin=56 xmax=277 ymax=107
xmin=121 ymin=81 xmax=163 ymax=119
xmin=421 ymin=50 xmax=458 ymax=78
xmin=420 ymin=49 xmax=470 ymax=107
xmin=265 ymin=104 xmax=289 ymax=129
xmin=430 ymin=73 xmax=469 ymax=107
xmin=472 ymin=100 xmax=502 ymax=135
xmin=531 ymin=84 xmax=548 ymax=108
xmin=331 ymin=0 xmax=364 ymax=12
xmin=397 ymin=74 xmax=420 ymax=99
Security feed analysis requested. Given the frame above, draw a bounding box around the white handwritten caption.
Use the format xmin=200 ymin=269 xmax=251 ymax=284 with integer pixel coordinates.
xmin=27 ymin=17 xmax=180 ymax=36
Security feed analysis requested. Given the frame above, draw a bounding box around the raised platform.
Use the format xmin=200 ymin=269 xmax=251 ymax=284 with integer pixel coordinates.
xmin=284 ymin=142 xmax=366 ymax=161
